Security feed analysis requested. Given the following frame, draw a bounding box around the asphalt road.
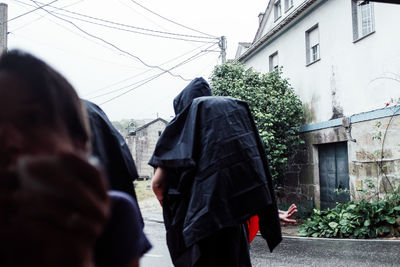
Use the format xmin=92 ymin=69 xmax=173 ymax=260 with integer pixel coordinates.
xmin=250 ymin=235 xmax=400 ymax=267
xmin=140 ymin=213 xmax=400 ymax=267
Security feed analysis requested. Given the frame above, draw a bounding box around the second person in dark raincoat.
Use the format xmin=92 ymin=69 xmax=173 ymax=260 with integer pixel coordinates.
xmin=149 ymin=77 xmax=282 ymax=267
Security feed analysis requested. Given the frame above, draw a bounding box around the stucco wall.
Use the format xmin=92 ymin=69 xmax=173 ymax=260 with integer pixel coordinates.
xmin=243 ymin=0 xmax=400 ymax=123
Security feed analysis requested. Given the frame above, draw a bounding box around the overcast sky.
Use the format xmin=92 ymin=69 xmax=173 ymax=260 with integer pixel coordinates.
xmin=4 ymin=0 xmax=267 ymax=121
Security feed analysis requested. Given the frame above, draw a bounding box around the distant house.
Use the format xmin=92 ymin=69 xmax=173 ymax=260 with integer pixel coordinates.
xmin=235 ymin=0 xmax=400 ymax=210
xmin=126 ymin=118 xmax=168 ymax=180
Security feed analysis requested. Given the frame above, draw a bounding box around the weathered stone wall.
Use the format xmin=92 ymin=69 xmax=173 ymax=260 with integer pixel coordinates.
xmin=136 ymin=120 xmax=166 ymax=179
xmin=280 ymin=114 xmax=400 ymax=213
xmin=349 ymin=116 xmax=400 ymax=201
xmin=126 ymin=120 xmax=167 ymax=179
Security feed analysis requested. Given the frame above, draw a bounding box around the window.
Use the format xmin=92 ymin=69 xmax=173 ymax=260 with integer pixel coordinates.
xmin=306 ymin=25 xmax=320 ymax=65
xmin=352 ymin=0 xmax=375 ymax=41
xmin=269 ymin=52 xmax=279 ymax=72
xmin=274 ymin=0 xmax=282 ymax=21
xmin=285 ymin=0 xmax=294 ymax=12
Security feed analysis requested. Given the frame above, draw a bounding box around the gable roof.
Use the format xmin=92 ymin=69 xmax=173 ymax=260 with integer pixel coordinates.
xmin=253 ymin=0 xmax=274 ymax=42
xmin=234 ymin=42 xmax=252 ymax=59
xmin=237 ymin=0 xmax=320 ymax=63
xmin=131 ymin=117 xmax=168 ymax=133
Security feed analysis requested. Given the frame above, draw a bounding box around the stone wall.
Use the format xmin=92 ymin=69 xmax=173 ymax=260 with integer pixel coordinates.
xmin=349 ymin=116 xmax=400 ymax=201
xmin=126 ymin=120 xmax=167 ymax=179
xmin=280 ymin=114 xmax=400 ymax=213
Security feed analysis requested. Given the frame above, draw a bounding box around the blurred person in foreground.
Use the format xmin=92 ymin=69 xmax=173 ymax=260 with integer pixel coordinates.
xmin=149 ymin=77 xmax=296 ymax=267
xmin=0 ymin=50 xmax=149 ymax=267
xmin=0 ymin=49 xmax=109 ymax=267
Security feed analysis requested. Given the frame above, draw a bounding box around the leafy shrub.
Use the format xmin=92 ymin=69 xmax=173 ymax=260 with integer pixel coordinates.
xmin=210 ymin=63 xmax=303 ymax=183
xmin=298 ymin=189 xmax=400 ymax=238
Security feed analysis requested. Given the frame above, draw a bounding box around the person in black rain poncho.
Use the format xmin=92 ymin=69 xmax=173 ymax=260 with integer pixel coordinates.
xmin=84 ymin=100 xmax=139 ymax=201
xmin=149 ymin=77 xmax=283 ymax=267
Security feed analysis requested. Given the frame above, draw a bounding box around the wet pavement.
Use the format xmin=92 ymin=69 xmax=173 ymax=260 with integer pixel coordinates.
xmin=250 ymin=235 xmax=400 ymax=267
xmin=139 ymin=197 xmax=400 ymax=267
xmin=141 ymin=211 xmax=400 ymax=267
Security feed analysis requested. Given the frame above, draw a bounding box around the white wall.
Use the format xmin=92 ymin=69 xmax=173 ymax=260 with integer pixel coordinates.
xmin=243 ymin=0 xmax=400 ymax=123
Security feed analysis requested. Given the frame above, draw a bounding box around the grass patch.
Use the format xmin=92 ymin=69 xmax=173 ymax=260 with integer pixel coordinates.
xmin=134 ymin=180 xmax=154 ymax=202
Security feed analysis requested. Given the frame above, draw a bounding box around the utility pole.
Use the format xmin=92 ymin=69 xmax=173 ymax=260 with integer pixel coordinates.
xmin=0 ymin=3 xmax=7 ymax=54
xmin=219 ymin=36 xmax=227 ymax=64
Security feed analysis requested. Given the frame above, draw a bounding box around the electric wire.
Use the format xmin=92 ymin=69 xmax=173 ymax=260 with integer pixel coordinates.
xmin=99 ymin=42 xmax=218 ymax=105
xmin=10 ymin=0 xmax=131 ymax=55
xmin=28 ymin=0 xmax=218 ymax=41
xmin=30 ymin=0 xmax=192 ymax=81
xmin=7 ymin=0 xmax=59 ymax=23
xmin=117 ymin=0 xmax=169 ymax=32
xmin=91 ymin=42 xmax=218 ymax=100
xmin=9 ymin=0 xmax=85 ymax=32
xmin=128 ymin=0 xmax=218 ymax=38
xmin=47 ymin=11 xmax=216 ymax=43
xmin=84 ymin=42 xmax=213 ymax=97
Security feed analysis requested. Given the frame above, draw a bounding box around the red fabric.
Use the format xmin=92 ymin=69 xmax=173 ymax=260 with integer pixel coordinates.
xmin=246 ymin=215 xmax=259 ymax=243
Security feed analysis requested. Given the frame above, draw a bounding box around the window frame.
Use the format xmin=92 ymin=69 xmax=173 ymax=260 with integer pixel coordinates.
xmin=305 ymin=24 xmax=320 ymax=66
xmin=269 ymin=51 xmax=279 ymax=72
xmin=284 ymin=0 xmax=294 ymax=12
xmin=274 ymin=0 xmax=282 ymax=21
xmin=351 ymin=0 xmax=375 ymax=42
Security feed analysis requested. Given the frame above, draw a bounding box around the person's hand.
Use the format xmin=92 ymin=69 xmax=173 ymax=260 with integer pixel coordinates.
xmin=0 ymin=152 xmax=110 ymax=267
xmin=152 ymin=167 xmax=166 ymax=206
xmin=278 ymin=204 xmax=298 ymax=224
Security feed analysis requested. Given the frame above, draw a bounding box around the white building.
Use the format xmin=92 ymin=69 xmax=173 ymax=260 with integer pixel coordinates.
xmin=236 ymin=0 xmax=400 ymax=210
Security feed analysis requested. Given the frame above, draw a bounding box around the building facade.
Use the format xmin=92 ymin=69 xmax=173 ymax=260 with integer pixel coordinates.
xmin=236 ymin=0 xmax=400 ymax=210
xmin=126 ymin=118 xmax=168 ymax=180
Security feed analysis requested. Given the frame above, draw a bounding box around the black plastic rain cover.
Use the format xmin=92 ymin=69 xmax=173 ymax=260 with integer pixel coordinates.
xmin=149 ymin=78 xmax=282 ymax=263
xmin=85 ymin=100 xmax=138 ymax=201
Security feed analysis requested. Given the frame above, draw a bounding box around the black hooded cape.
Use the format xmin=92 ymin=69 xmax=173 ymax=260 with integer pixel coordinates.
xmin=84 ymin=100 xmax=138 ymax=201
xmin=148 ymin=78 xmax=282 ymax=265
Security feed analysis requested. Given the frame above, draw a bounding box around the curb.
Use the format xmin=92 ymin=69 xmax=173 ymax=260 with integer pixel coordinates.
xmin=281 ymin=235 xmax=400 ymax=242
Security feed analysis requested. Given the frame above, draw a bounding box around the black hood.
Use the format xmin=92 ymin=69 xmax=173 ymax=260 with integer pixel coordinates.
xmin=173 ymin=77 xmax=212 ymax=115
xmin=84 ymin=100 xmax=139 ymax=201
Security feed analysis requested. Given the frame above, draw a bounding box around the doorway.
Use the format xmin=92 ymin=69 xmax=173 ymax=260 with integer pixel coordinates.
xmin=318 ymin=142 xmax=350 ymax=209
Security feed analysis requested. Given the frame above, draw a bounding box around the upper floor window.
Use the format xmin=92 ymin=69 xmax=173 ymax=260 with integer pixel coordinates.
xmin=306 ymin=25 xmax=320 ymax=65
xmin=352 ymin=0 xmax=375 ymax=41
xmin=274 ymin=0 xmax=282 ymax=21
xmin=285 ymin=0 xmax=294 ymax=12
xmin=269 ymin=52 xmax=279 ymax=72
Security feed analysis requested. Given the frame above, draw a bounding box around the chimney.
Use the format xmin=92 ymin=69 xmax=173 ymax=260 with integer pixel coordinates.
xmin=258 ymin=12 xmax=265 ymax=25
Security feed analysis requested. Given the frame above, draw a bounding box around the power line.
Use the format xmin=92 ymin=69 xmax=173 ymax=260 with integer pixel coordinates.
xmin=29 ymin=0 xmax=218 ymax=41
xmin=7 ymin=0 xmax=59 ymax=22
xmin=117 ymin=0 xmax=169 ymax=32
xmin=30 ymin=0 xmax=192 ymax=81
xmin=9 ymin=0 xmax=84 ymax=32
xmin=84 ymin=42 xmax=213 ymax=97
xmin=99 ymin=42 xmax=218 ymax=105
xmin=89 ymin=42 xmax=218 ymax=99
xmin=128 ymin=0 xmax=217 ymax=38
xmin=93 ymin=43 xmax=217 ymax=100
xmin=50 ymin=11 xmax=216 ymax=43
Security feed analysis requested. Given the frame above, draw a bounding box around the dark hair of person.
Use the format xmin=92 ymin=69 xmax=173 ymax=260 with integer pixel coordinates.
xmin=0 ymin=50 xmax=90 ymax=149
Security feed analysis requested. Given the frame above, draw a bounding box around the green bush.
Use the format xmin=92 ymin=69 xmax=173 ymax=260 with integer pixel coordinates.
xmin=298 ymin=189 xmax=400 ymax=238
xmin=210 ymin=63 xmax=303 ymax=183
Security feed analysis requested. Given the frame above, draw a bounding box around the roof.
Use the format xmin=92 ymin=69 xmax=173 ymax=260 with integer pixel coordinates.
xmin=234 ymin=42 xmax=253 ymax=59
xmin=236 ymin=0 xmax=320 ymax=63
xmin=131 ymin=117 xmax=168 ymax=134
